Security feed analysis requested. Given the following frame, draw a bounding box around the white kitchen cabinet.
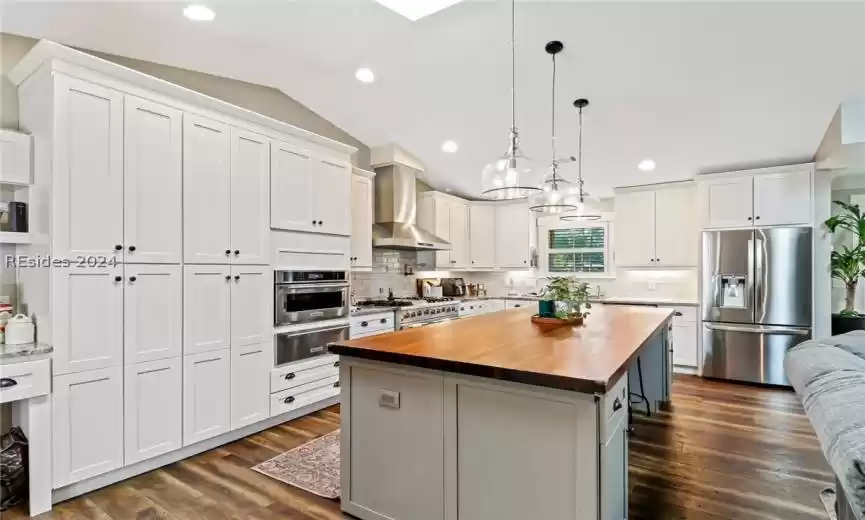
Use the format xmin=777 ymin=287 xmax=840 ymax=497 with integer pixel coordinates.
xmin=53 ymin=367 xmax=123 ymax=487
xmin=613 ymin=190 xmax=656 ymax=267
xmin=231 ymin=344 xmax=271 ymax=429
xmin=183 ymin=349 xmax=231 ymax=446
xmin=449 ymin=201 xmax=470 ymax=269
xmin=271 ymin=139 xmax=351 ymax=237
xmin=230 ymin=128 xmax=271 ymax=265
xmin=350 ymin=173 xmax=374 ymax=270
xmin=505 ymin=300 xmax=530 ymax=310
xmin=53 ymin=74 xmax=124 ymax=261
xmin=52 ymin=266 xmax=124 ymax=375
xmin=672 ymin=321 xmax=699 ymax=367
xmin=700 ymin=165 xmax=813 ymax=229
xmin=0 ymin=129 xmax=32 ymax=185
xmin=700 ymin=175 xmax=754 ymax=229
xmin=124 ymin=358 xmax=182 ymax=465
xmin=614 ymin=183 xmax=697 ymax=268
xmin=495 ymin=202 xmax=532 ymax=269
xmin=654 ymin=186 xmax=697 ymax=267
xmin=752 ymin=169 xmax=812 ymax=226
xmin=184 ymin=265 xmax=232 ymax=355
xmin=183 ymin=114 xmax=232 ymax=264
xmin=123 ymin=96 xmax=183 ymax=264
xmin=418 ymin=193 xmax=470 ymax=269
xmin=230 ymin=265 xmax=270 ymax=348
xmin=470 ymin=204 xmax=496 ymax=269
xmin=124 ymin=264 xmax=182 ymax=364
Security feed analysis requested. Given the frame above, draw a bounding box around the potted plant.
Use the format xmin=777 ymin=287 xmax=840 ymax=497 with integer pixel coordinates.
xmin=825 ymin=200 xmax=865 ymax=334
xmin=538 ymin=277 xmax=592 ymax=322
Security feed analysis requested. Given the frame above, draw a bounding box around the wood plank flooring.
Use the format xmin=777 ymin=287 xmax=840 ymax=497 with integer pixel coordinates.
xmin=6 ymin=375 xmax=833 ymax=520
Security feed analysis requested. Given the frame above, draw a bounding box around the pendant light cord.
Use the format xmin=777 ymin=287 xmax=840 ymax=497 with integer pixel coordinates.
xmin=511 ymin=0 xmax=516 ymax=133
xmin=550 ymin=50 xmax=557 ymax=177
xmin=577 ymin=103 xmax=583 ymax=193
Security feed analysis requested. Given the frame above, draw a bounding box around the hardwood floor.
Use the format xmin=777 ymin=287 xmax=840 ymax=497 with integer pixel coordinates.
xmin=7 ymin=375 xmax=832 ymax=520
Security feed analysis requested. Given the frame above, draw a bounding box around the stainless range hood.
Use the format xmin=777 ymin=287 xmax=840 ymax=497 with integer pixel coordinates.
xmin=372 ymin=163 xmax=451 ymax=251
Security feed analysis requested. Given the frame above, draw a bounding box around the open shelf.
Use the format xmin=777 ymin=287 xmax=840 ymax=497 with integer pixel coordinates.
xmin=0 ymin=232 xmax=46 ymax=245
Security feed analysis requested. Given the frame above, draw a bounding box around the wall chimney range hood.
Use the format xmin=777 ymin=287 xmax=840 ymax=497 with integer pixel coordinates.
xmin=371 ymin=163 xmax=451 ymax=251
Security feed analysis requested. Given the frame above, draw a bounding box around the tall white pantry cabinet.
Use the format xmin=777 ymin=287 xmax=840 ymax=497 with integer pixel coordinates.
xmin=11 ymin=41 xmax=355 ymax=500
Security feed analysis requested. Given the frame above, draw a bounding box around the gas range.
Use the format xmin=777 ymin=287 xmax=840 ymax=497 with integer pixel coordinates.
xmin=395 ymin=298 xmax=461 ymax=329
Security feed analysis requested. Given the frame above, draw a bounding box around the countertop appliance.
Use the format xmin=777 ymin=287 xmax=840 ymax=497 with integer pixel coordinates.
xmin=701 ymin=227 xmax=812 ymax=386
xmin=441 ymin=278 xmax=466 ymax=297
xmin=274 ymin=321 xmax=348 ymax=367
xmin=274 ymin=270 xmax=349 ymax=326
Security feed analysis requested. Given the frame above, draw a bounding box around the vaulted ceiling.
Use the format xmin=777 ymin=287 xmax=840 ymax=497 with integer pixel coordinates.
xmin=3 ymin=1 xmax=864 ymax=197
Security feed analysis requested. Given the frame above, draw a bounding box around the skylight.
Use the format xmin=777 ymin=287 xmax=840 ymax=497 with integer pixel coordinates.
xmin=375 ymin=0 xmax=465 ymax=21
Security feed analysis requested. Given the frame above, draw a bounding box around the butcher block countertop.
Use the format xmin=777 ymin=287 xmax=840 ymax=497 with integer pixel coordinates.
xmin=329 ymin=305 xmax=674 ymax=394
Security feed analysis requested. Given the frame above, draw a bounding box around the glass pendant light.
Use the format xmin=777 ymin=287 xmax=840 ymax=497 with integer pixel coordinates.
xmin=529 ymin=41 xmax=580 ymax=214
xmin=480 ymin=0 xmax=541 ymax=200
xmin=560 ymin=98 xmax=602 ymax=222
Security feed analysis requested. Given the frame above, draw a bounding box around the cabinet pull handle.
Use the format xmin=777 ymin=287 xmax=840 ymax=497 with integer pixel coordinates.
xmin=755 ymin=216 xmax=761 ymax=220
xmin=318 ymin=220 xmax=323 ymax=225
xmin=656 ymin=258 xmax=660 ymax=263
xmin=380 ymin=318 xmax=387 ymax=324
xmin=225 ymin=275 xmax=231 ymax=281
xmin=284 ymin=396 xmax=295 ymax=404
xmin=129 ymin=245 xmax=136 ymax=252
xmin=361 ymin=321 xmax=368 ymax=327
xmin=334 ymin=361 xmax=340 ymax=367
xmin=129 ymin=276 xmax=137 ymax=283
xmin=114 ymin=276 xmax=122 ymax=282
xmin=515 ymin=304 xmax=521 ymax=308
xmin=674 ymin=311 xmax=683 ymax=317
xmin=225 ymin=249 xmax=231 ymax=255
xmin=312 ymin=220 xmax=317 ymax=225
xmin=234 ymin=250 xmax=240 ymax=256
xmin=747 ymin=217 xmax=753 ymax=221
xmin=333 ymin=382 xmax=341 ymax=388
xmin=114 ymin=244 xmax=123 ymax=251
xmin=234 ymin=275 xmax=240 ymax=281
xmin=284 ymin=373 xmax=296 ymax=380
xmin=0 ymin=378 xmax=18 ymax=389
xmin=612 ymin=397 xmax=623 ymax=412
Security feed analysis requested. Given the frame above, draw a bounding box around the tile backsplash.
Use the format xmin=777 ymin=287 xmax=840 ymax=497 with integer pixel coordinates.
xmin=351 ymin=250 xmax=698 ymax=302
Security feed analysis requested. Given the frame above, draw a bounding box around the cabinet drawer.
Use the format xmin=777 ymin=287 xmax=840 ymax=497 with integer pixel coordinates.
xmin=351 ymin=328 xmax=395 ymax=339
xmin=601 ymin=372 xmax=628 ymax=441
xmin=270 ymin=376 xmax=340 ymax=417
xmin=505 ymin=300 xmax=531 ymax=310
xmin=671 ymin=306 xmax=697 ymax=323
xmin=350 ymin=313 xmax=395 ymax=336
xmin=0 ymin=359 xmax=50 ymax=404
xmin=270 ymin=354 xmax=338 ymax=392
xmin=271 ymin=358 xmax=339 ymax=394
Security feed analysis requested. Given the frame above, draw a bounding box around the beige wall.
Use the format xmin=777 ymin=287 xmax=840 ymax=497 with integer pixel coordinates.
xmin=0 ymin=33 xmax=370 ymax=168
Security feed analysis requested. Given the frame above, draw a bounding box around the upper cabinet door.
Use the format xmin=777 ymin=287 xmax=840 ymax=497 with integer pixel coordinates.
xmin=313 ymin=158 xmax=351 ymax=236
xmin=271 ymin=140 xmax=314 ymax=233
xmin=495 ymin=203 xmax=531 ymax=268
xmin=124 ymin=264 xmax=182 ymax=364
xmin=449 ymin=201 xmax=470 ymax=269
xmin=700 ymin=176 xmax=754 ymax=229
xmin=52 ymin=266 xmax=124 ymax=375
xmin=753 ymin=169 xmax=812 ymax=226
xmin=654 ymin=186 xmax=698 ymax=267
xmin=350 ymin=175 xmax=374 ymax=269
xmin=183 ymin=115 xmax=231 ymax=264
xmin=614 ymin=190 xmax=656 ymax=267
xmin=183 ymin=265 xmax=232 ymax=355
xmin=53 ymin=75 xmax=124 ymax=261
xmin=230 ymin=128 xmax=270 ymax=265
xmin=469 ymin=204 xmax=496 ymax=269
xmin=230 ymin=265 xmax=270 ymax=348
xmin=124 ymin=96 xmax=183 ymax=264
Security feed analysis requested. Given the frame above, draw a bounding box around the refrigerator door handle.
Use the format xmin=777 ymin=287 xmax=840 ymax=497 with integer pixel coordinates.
xmin=746 ymin=238 xmax=755 ymax=312
xmin=704 ymin=323 xmax=810 ymax=336
xmin=754 ymin=232 xmax=766 ymax=322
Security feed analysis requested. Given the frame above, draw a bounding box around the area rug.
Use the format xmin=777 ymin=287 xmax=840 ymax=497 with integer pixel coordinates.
xmin=820 ymin=488 xmax=837 ymax=520
xmin=252 ymin=430 xmax=340 ymax=499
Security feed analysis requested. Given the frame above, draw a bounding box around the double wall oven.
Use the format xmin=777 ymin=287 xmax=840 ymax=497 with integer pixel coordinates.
xmin=274 ymin=270 xmax=350 ymax=367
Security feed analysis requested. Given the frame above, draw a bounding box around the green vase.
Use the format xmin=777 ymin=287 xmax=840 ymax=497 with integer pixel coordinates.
xmin=538 ymin=300 xmax=555 ymax=318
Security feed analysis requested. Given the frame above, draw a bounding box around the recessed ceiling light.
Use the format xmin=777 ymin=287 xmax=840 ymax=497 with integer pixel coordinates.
xmin=441 ymin=140 xmax=458 ymax=153
xmin=183 ymin=4 xmax=215 ymax=21
xmin=375 ymin=0 xmax=465 ymax=21
xmin=638 ymin=159 xmax=656 ymax=172
xmin=355 ymin=68 xmax=375 ymax=83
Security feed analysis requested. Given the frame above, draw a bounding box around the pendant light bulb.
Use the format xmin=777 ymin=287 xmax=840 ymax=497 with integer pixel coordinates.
xmin=561 ymin=98 xmax=602 ymax=222
xmin=480 ymin=0 xmax=540 ymax=200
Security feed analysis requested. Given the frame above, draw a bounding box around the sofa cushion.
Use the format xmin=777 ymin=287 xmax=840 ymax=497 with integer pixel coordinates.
xmin=785 ymin=333 xmax=865 ymax=520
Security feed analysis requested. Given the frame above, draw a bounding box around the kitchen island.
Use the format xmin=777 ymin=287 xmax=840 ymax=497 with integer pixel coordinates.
xmin=329 ymin=304 xmax=674 ymax=520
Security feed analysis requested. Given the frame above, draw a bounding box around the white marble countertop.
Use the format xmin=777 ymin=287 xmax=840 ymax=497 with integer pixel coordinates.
xmin=0 ymin=343 xmax=53 ymax=365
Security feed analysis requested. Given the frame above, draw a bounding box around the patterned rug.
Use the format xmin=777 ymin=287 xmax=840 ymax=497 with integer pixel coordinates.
xmin=252 ymin=430 xmax=340 ymax=499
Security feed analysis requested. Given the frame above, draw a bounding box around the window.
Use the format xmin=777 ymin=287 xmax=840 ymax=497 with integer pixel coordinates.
xmin=547 ymin=225 xmax=607 ymax=274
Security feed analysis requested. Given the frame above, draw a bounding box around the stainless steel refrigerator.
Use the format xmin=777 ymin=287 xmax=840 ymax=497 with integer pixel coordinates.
xmin=701 ymin=227 xmax=812 ymax=386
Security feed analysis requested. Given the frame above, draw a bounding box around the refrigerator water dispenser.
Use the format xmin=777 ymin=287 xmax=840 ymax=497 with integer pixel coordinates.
xmin=719 ymin=275 xmax=747 ymax=308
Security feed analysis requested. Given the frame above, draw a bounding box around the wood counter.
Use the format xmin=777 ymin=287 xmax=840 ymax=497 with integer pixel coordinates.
xmin=329 ymin=304 xmax=673 ymax=394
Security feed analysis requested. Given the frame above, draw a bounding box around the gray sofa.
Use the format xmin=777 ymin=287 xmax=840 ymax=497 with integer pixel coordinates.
xmin=786 ymin=331 xmax=865 ymax=520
